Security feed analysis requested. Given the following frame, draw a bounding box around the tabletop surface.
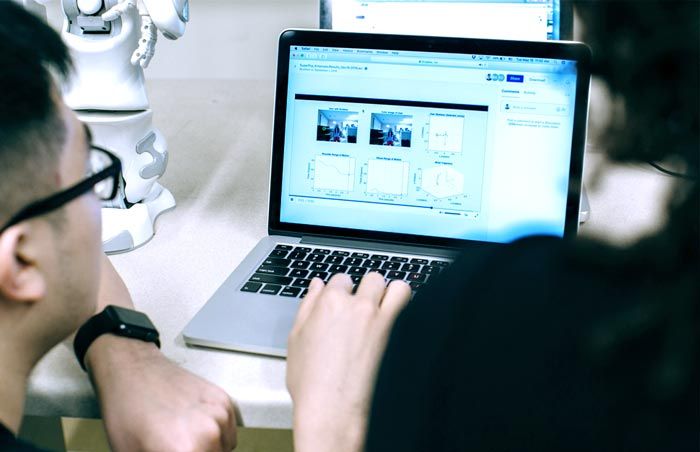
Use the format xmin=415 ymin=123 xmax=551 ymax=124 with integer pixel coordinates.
xmin=25 ymin=79 xmax=675 ymax=429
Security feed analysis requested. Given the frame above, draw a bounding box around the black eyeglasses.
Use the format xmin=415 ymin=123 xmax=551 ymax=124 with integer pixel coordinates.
xmin=0 ymin=144 xmax=122 ymax=234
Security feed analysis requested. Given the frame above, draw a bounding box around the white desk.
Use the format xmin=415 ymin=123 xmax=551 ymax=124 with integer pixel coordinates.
xmin=25 ymin=80 xmax=674 ymax=429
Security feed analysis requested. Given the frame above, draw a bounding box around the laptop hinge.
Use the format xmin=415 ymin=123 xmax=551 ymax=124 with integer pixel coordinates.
xmin=299 ymin=236 xmax=457 ymax=259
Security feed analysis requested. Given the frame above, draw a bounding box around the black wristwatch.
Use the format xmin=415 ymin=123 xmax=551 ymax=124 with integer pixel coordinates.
xmin=73 ymin=305 xmax=161 ymax=371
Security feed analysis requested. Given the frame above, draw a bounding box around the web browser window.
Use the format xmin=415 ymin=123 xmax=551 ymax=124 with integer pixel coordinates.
xmin=329 ymin=0 xmax=561 ymax=41
xmin=280 ymin=45 xmax=578 ymax=242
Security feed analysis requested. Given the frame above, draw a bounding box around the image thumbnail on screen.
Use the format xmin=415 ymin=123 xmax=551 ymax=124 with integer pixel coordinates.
xmin=317 ymin=110 xmax=359 ymax=143
xmin=369 ymin=113 xmax=412 ymax=147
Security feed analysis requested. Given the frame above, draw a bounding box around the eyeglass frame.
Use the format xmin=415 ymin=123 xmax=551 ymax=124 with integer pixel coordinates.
xmin=0 ymin=144 xmax=122 ymax=234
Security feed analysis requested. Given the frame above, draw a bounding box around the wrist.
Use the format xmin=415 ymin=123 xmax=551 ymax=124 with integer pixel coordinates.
xmin=293 ymin=405 xmax=366 ymax=452
xmin=85 ymin=333 xmax=161 ymax=376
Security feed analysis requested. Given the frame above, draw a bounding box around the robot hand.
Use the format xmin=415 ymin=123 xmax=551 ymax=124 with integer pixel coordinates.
xmin=102 ymin=0 xmax=188 ymax=69
xmin=102 ymin=0 xmax=156 ymax=68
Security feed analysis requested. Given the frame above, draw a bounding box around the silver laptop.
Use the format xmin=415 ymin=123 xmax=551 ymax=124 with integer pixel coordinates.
xmin=182 ymin=30 xmax=591 ymax=357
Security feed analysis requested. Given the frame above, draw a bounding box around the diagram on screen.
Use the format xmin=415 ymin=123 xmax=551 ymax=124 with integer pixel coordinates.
xmin=427 ymin=114 xmax=464 ymax=153
xmin=366 ymin=159 xmax=410 ymax=196
xmin=313 ymin=155 xmax=356 ymax=192
xmin=420 ymin=166 xmax=464 ymax=198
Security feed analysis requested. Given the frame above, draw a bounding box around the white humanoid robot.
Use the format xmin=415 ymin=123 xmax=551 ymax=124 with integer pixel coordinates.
xmin=19 ymin=0 xmax=189 ymax=253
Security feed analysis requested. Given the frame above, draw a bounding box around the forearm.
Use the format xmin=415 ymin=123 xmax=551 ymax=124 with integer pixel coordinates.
xmin=84 ymin=333 xmax=161 ymax=392
xmin=293 ymin=410 xmax=366 ymax=452
xmin=83 ymin=254 xmax=162 ymax=391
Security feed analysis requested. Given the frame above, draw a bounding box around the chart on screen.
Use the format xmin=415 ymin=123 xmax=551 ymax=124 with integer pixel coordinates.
xmin=313 ymin=155 xmax=356 ymax=192
xmin=366 ymin=159 xmax=410 ymax=196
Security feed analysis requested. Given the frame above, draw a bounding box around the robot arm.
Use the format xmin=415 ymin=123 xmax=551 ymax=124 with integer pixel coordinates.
xmin=102 ymin=0 xmax=188 ymax=68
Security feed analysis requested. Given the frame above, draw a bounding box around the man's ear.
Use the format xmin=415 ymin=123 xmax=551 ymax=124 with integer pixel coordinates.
xmin=0 ymin=225 xmax=46 ymax=303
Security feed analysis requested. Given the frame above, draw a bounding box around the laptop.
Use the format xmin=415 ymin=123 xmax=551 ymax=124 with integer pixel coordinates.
xmin=320 ymin=0 xmax=591 ymax=221
xmin=182 ymin=30 xmax=591 ymax=357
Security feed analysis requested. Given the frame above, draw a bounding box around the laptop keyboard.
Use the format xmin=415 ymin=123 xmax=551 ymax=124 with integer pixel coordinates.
xmin=240 ymin=244 xmax=451 ymax=298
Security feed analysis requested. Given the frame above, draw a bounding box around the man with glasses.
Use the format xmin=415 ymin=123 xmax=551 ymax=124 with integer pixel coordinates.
xmin=0 ymin=4 xmax=236 ymax=451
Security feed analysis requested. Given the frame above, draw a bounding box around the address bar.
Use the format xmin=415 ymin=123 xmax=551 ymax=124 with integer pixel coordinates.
xmin=369 ymin=55 xmax=486 ymax=68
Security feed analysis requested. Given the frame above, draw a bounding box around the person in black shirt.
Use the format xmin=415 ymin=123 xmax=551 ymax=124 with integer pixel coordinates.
xmin=0 ymin=4 xmax=235 ymax=451
xmin=286 ymin=1 xmax=699 ymax=451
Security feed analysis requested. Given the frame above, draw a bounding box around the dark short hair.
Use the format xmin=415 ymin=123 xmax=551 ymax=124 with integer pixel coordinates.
xmin=575 ymin=0 xmax=699 ymax=174
xmin=0 ymin=2 xmax=72 ymax=225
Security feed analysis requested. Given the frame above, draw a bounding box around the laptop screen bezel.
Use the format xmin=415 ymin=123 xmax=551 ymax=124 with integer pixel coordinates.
xmin=319 ymin=0 xmax=574 ymax=41
xmin=269 ymin=29 xmax=590 ymax=248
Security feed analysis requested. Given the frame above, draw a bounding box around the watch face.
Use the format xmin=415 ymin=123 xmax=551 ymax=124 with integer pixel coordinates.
xmin=109 ymin=306 xmax=156 ymax=330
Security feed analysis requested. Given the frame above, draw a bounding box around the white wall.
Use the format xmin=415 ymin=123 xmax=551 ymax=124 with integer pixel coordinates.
xmin=146 ymin=0 xmax=318 ymax=80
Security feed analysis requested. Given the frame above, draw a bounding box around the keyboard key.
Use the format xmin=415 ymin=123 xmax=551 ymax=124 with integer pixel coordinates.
xmin=390 ymin=256 xmax=409 ymax=263
xmin=289 ymin=250 xmax=308 ymax=260
xmin=296 ymin=247 xmax=313 ymax=253
xmin=407 ymin=272 xmax=427 ymax=283
xmin=374 ymin=269 xmax=388 ymax=276
xmin=308 ymin=271 xmax=329 ymax=280
xmin=329 ymin=264 xmax=349 ymax=273
xmin=256 ymin=265 xmax=289 ymax=276
xmin=362 ymin=259 xmax=382 ymax=269
xmin=351 ymin=252 xmax=370 ymax=258
xmin=371 ymin=254 xmax=389 ymax=261
xmin=344 ymin=257 xmax=364 ymax=266
xmin=269 ymin=249 xmax=288 ymax=258
xmin=289 ymin=269 xmax=309 ymax=278
xmin=292 ymin=278 xmax=311 ymax=288
xmin=290 ymin=261 xmax=311 ymax=269
xmin=421 ymin=266 xmax=442 ymax=275
xmin=382 ymin=261 xmax=402 ymax=270
xmin=260 ymin=284 xmax=282 ymax=295
xmin=348 ymin=266 xmax=367 ymax=276
xmin=410 ymin=258 xmax=429 ymax=265
xmin=241 ymin=282 xmax=262 ymax=293
xmin=313 ymin=248 xmax=331 ymax=255
xmin=351 ymin=275 xmax=363 ymax=284
xmin=387 ymin=270 xmax=406 ymax=280
xmin=249 ymin=274 xmax=293 ymax=285
xmin=332 ymin=250 xmax=350 ymax=256
xmin=409 ymin=282 xmax=423 ymax=290
xmin=280 ymin=286 xmax=302 ymax=297
xmin=325 ymin=255 xmax=345 ymax=264
xmin=310 ymin=262 xmax=329 ymax=271
xmin=401 ymin=263 xmax=421 ymax=273
xmin=306 ymin=254 xmax=326 ymax=262
xmin=263 ymin=257 xmax=291 ymax=267
xmin=300 ymin=288 xmax=309 ymax=298
xmin=275 ymin=244 xmax=294 ymax=250
xmin=431 ymin=260 xmax=450 ymax=267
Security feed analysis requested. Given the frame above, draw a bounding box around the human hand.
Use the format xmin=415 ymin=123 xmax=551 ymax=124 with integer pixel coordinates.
xmin=287 ymin=272 xmax=411 ymax=452
xmin=86 ymin=336 xmax=237 ymax=452
xmin=84 ymin=255 xmax=237 ymax=451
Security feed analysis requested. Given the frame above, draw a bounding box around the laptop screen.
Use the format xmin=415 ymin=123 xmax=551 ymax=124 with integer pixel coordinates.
xmin=321 ymin=0 xmax=571 ymax=41
xmin=277 ymin=43 xmax=581 ymax=244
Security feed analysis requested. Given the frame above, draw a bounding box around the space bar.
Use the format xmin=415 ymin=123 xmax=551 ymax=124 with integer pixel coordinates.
xmin=249 ymin=274 xmax=293 ymax=285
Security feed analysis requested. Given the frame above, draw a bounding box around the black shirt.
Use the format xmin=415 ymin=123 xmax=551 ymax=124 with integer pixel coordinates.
xmin=0 ymin=422 xmax=46 ymax=452
xmin=367 ymin=236 xmax=699 ymax=452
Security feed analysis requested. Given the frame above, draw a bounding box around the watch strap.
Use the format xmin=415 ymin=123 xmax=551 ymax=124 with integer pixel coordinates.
xmin=73 ymin=306 xmax=160 ymax=371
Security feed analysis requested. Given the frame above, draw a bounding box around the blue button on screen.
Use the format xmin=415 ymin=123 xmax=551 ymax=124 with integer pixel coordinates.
xmin=507 ymin=74 xmax=524 ymax=82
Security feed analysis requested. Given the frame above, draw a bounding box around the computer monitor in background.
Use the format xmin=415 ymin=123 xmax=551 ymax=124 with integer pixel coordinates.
xmin=320 ymin=0 xmax=573 ymax=41
xmin=319 ymin=1 xmax=589 ymax=221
